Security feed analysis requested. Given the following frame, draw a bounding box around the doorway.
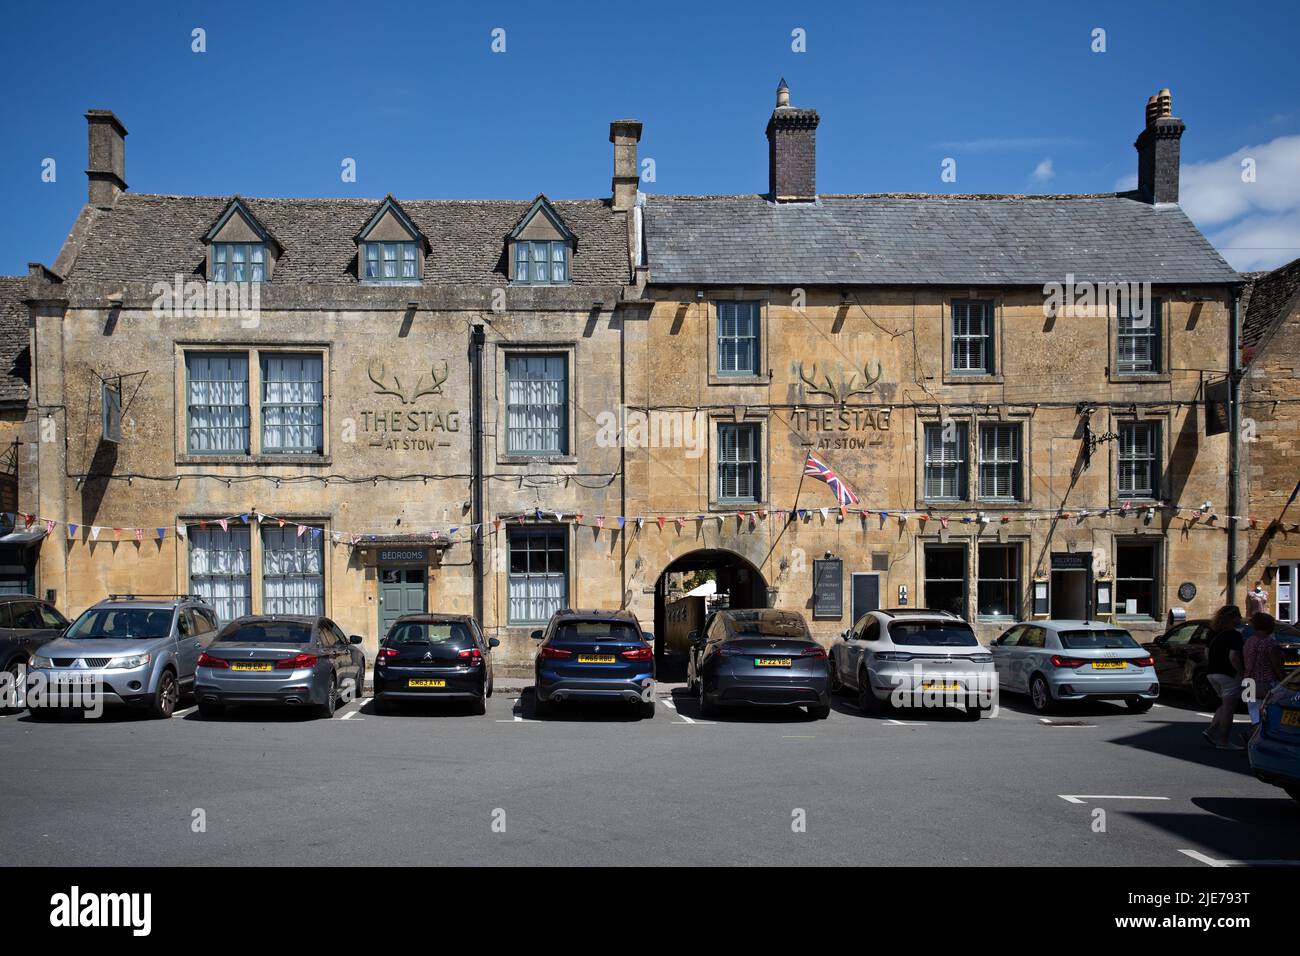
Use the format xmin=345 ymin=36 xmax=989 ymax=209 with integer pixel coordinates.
xmin=1049 ymin=553 xmax=1091 ymax=619
xmin=378 ymin=567 xmax=427 ymax=639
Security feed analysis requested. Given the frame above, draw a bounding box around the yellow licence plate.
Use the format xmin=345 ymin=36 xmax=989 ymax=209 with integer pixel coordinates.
xmin=1281 ymin=710 xmax=1300 ymax=728
xmin=230 ymin=663 xmax=272 ymax=672
xmin=408 ymin=679 xmax=446 ymax=689
xmin=922 ymin=681 xmax=962 ymax=691
xmin=1092 ymin=661 xmax=1126 ymax=670
xmin=1286 ymin=661 xmax=1300 ymax=668
xmin=754 ymin=658 xmax=791 ymax=667
xmin=578 ymin=655 xmax=616 ymax=664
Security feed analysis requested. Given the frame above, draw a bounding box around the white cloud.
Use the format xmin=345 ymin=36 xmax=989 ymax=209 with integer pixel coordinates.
xmin=1031 ymin=159 xmax=1054 ymax=183
xmin=939 ymin=136 xmax=1082 ymax=153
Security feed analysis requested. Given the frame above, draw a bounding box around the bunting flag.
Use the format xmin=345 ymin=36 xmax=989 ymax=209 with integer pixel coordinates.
xmin=68 ymin=523 xmax=78 ymax=538
xmin=90 ymin=526 xmax=101 ymax=541
xmin=218 ymin=518 xmax=228 ymax=532
xmin=45 ymin=519 xmax=55 ymax=534
xmin=616 ymin=516 xmax=626 ymax=529
xmin=940 ymin=516 xmax=949 ymax=529
xmin=134 ymin=528 xmax=143 ymax=542
xmin=656 ymin=516 xmax=665 ymax=531
xmin=674 ymin=516 xmax=685 ymax=531
xmin=803 ymin=452 xmax=860 ymax=505
xmin=175 ymin=524 xmax=187 ymax=539
xmin=156 ymin=528 xmax=166 ymax=541
xmin=112 ymin=528 xmax=121 ymax=541
xmin=297 ymin=524 xmax=307 ymax=538
xmin=596 ymin=515 xmax=605 ymax=529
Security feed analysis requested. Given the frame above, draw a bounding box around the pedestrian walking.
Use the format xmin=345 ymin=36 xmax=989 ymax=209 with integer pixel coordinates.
xmin=1204 ymin=605 xmax=1246 ymax=750
xmin=1243 ymin=612 xmax=1285 ymax=725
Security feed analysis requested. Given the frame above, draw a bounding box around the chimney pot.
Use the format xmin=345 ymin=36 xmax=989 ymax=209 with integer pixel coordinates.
xmin=1134 ymin=88 xmax=1184 ymax=204
xmin=85 ymin=109 xmax=127 ymax=208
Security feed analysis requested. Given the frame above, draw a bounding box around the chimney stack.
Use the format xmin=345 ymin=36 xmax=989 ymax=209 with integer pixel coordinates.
xmin=609 ymin=119 xmax=643 ymax=212
xmin=766 ymin=78 xmax=819 ymax=203
xmin=1134 ymin=88 xmax=1184 ymax=205
xmin=85 ymin=109 xmax=127 ymax=208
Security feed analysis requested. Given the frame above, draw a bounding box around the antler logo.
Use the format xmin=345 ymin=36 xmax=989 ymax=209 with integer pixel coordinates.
xmin=796 ymin=360 xmax=883 ymax=403
xmin=368 ymin=359 xmax=449 ymax=404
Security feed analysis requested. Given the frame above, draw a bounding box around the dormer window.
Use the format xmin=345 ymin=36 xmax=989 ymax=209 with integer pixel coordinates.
xmin=508 ymin=195 xmax=575 ymax=287
xmin=202 ymin=197 xmax=281 ymax=283
xmin=212 ymin=242 xmax=267 ymax=283
xmin=355 ymin=196 xmax=426 ymax=286
xmin=364 ymin=241 xmax=420 ymax=282
xmin=515 ymin=241 xmax=568 ymax=285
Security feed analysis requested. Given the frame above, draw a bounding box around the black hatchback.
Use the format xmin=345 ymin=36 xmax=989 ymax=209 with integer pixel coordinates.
xmin=372 ymin=614 xmax=498 ymax=714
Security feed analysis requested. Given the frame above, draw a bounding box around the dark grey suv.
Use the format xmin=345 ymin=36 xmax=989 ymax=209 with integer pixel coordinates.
xmin=0 ymin=595 xmax=69 ymax=709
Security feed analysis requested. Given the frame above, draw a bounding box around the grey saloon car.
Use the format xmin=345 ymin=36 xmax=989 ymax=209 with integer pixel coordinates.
xmin=28 ymin=595 xmax=219 ymax=718
xmin=990 ymin=620 xmax=1159 ymax=714
xmin=194 ymin=615 xmax=366 ymax=718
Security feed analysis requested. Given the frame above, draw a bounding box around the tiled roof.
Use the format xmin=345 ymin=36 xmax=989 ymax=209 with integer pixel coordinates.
xmin=1240 ymin=256 xmax=1300 ymax=361
xmin=0 ymin=277 xmax=30 ymax=404
xmin=643 ymin=193 xmax=1239 ymax=286
xmin=63 ymin=194 xmax=630 ymax=287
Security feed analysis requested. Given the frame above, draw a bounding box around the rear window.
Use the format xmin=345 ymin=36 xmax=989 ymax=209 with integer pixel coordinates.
xmin=1058 ymin=629 xmax=1141 ymax=650
xmin=729 ymin=616 xmax=810 ymax=639
xmin=388 ymin=621 xmax=472 ymax=645
xmin=888 ymin=622 xmax=978 ymax=647
xmin=220 ymin=621 xmax=313 ymax=644
xmin=554 ymin=621 xmax=641 ymax=642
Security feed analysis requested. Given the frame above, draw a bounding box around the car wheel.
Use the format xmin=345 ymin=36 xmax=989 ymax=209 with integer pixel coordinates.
xmin=3 ymin=659 xmax=26 ymax=712
xmin=353 ymin=666 xmax=365 ymax=700
xmin=487 ymin=676 xmax=494 ymax=698
xmin=470 ymin=681 xmax=487 ymax=716
xmin=639 ymin=697 xmax=656 ymax=719
xmin=198 ymin=700 xmax=225 ymax=720
xmin=858 ymin=670 xmax=887 ymax=715
xmin=149 ymin=670 xmax=179 ymax=719
xmin=828 ymin=657 xmax=844 ymax=694
xmin=809 ymin=703 xmax=830 ymax=720
xmin=1192 ymin=672 xmax=1218 ymax=710
xmin=698 ymin=674 xmax=719 ymax=719
xmin=373 ymin=695 xmax=390 ymax=715
xmin=317 ymin=676 xmax=338 ymax=719
xmin=1029 ymin=674 xmax=1055 ymax=714
xmin=1126 ymin=698 xmax=1154 ymax=713
xmin=532 ymin=692 xmax=553 ymax=719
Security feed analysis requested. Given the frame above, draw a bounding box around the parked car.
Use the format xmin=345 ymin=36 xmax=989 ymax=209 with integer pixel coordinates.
xmin=195 ymin=615 xmax=365 ymax=719
xmin=831 ymin=609 xmax=993 ymax=720
xmin=0 ymin=594 xmax=69 ymax=708
xmin=28 ymin=594 xmax=219 ymax=719
xmin=1248 ymin=666 xmax=1300 ymax=804
xmin=372 ymin=613 xmax=498 ymax=714
xmin=532 ymin=608 xmax=655 ymax=718
xmin=688 ymin=608 xmax=829 ymax=719
xmin=1143 ymin=618 xmax=1300 ymax=709
xmin=991 ymin=620 xmax=1159 ymax=714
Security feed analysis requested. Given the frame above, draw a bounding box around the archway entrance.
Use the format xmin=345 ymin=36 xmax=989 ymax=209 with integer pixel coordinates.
xmin=652 ymin=549 xmax=769 ymax=681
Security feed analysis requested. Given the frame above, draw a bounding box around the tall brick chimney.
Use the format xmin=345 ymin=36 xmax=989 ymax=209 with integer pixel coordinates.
xmin=610 ymin=119 xmax=643 ymax=212
xmin=85 ymin=109 xmax=127 ymax=208
xmin=1134 ymin=88 xmax=1184 ymax=205
xmin=766 ymin=78 xmax=819 ymax=203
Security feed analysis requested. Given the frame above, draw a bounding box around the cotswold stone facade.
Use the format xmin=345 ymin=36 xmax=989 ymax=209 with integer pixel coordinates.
xmin=8 ymin=83 xmax=1251 ymax=671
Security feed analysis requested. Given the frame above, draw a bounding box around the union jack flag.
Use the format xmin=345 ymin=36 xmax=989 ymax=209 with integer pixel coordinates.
xmin=804 ymin=453 xmax=859 ymax=506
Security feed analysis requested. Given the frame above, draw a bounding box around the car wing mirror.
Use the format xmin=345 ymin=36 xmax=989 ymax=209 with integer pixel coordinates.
xmin=349 ymin=635 xmax=363 ymax=645
xmin=687 ymin=630 xmax=700 ymax=645
xmin=530 ymin=629 xmax=544 ymax=641
xmin=488 ymin=638 xmax=500 ymax=648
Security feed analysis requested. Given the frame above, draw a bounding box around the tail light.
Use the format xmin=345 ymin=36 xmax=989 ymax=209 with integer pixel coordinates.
xmin=540 ymin=645 xmax=572 ymax=660
xmin=197 ymin=652 xmax=228 ymax=669
xmin=1050 ymin=655 xmax=1088 ymax=668
xmin=621 ymin=645 xmax=653 ymax=661
xmin=377 ymin=647 xmax=398 ymax=660
xmin=458 ymin=647 xmax=484 ymax=665
xmin=1133 ymin=656 xmax=1155 ymax=667
xmin=274 ymin=653 xmax=318 ymax=669
xmin=800 ymin=644 xmax=827 ymax=660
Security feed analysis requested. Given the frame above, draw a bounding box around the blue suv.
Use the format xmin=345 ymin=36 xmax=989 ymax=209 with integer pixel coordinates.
xmin=532 ymin=609 xmax=655 ymax=718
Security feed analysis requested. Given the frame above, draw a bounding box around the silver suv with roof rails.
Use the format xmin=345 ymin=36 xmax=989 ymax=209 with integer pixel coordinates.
xmin=830 ymin=608 xmax=996 ymax=720
xmin=28 ymin=594 xmax=220 ymax=719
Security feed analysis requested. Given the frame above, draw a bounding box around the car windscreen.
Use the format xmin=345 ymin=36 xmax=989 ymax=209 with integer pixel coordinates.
xmin=218 ymin=621 xmax=314 ymax=644
xmin=388 ymin=621 xmax=472 ymax=644
xmin=553 ymin=621 xmax=641 ymax=642
xmin=1058 ymin=629 xmax=1141 ymax=650
xmin=65 ymin=608 xmax=173 ymax=640
xmin=888 ymin=622 xmax=979 ymax=647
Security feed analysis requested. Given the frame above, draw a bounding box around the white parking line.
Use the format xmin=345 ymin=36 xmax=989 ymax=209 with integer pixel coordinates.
xmin=884 ymin=718 xmax=927 ymax=726
xmin=339 ymin=697 xmax=371 ymax=720
xmin=173 ymin=706 xmax=197 ymax=718
xmin=1196 ymin=713 xmax=1252 ymax=723
xmin=1059 ymin=795 xmax=1170 ymax=805
xmin=1179 ymin=848 xmax=1300 ymax=867
xmin=1039 ymin=718 xmax=1095 ymax=726
xmin=658 ymin=698 xmax=697 ymax=724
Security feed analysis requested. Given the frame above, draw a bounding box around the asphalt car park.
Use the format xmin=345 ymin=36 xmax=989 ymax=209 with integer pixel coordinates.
xmin=2 ymin=679 xmax=1295 ymax=867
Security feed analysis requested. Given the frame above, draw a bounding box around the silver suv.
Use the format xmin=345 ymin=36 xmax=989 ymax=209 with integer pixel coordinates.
xmin=29 ymin=594 xmax=219 ymax=719
xmin=830 ymin=609 xmax=995 ymax=720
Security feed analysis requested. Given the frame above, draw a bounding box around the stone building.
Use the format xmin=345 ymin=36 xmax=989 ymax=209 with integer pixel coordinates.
xmin=0 ymin=275 xmax=36 ymax=592
xmin=1238 ymin=256 xmax=1300 ymax=623
xmin=10 ymin=82 xmax=1248 ymax=670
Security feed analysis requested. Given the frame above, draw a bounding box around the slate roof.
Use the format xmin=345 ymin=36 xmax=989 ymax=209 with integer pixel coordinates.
xmin=642 ymin=193 xmax=1239 ymax=286
xmin=1240 ymin=256 xmax=1300 ymax=362
xmin=62 ymin=194 xmax=629 ymax=287
xmin=0 ymin=277 xmax=31 ymax=404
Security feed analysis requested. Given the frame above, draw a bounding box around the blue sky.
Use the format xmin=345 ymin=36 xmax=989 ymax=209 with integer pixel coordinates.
xmin=2 ymin=0 xmax=1298 ymax=273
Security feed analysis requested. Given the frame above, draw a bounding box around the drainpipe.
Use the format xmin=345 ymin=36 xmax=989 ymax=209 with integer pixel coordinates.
xmin=470 ymin=323 xmax=485 ymax=626
xmin=1227 ymin=287 xmax=1241 ymax=605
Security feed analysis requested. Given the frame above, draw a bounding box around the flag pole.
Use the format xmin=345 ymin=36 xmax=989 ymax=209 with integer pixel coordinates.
xmin=759 ymin=449 xmax=811 ymax=591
